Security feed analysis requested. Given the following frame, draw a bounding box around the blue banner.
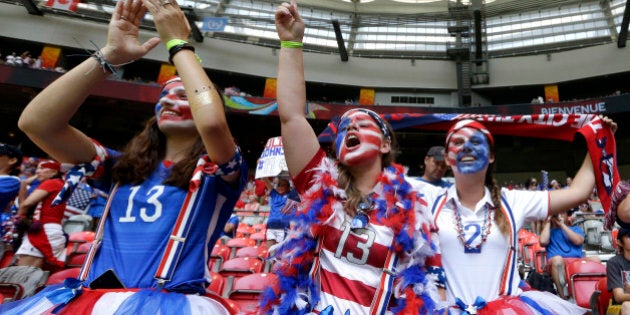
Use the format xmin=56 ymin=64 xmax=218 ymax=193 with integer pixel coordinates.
xmin=201 ymin=17 xmax=229 ymax=32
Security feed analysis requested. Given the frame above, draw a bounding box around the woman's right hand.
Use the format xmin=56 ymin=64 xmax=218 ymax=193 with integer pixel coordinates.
xmin=101 ymin=0 xmax=160 ymax=65
xmin=142 ymin=0 xmax=192 ymax=44
xmin=275 ymin=0 xmax=305 ymax=42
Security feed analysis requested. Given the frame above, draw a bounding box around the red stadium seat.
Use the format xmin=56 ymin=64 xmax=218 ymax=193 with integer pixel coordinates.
xmin=235 ymin=246 xmax=269 ymax=260
xmin=226 ymin=237 xmax=257 ymax=250
xmin=0 ymin=249 xmax=14 ymax=269
xmin=612 ymin=229 xmax=619 ymax=251
xmin=204 ymin=290 xmax=241 ymax=314
xmin=249 ymin=232 xmax=266 ymax=245
xmin=0 ymin=283 xmax=23 ymax=302
xmin=66 ymin=253 xmax=87 ymax=268
xmin=228 ymin=272 xmax=278 ymax=313
xmin=520 ymin=234 xmax=539 ymax=270
xmin=565 ymin=259 xmax=606 ymax=308
xmin=210 ymin=243 xmax=232 ymax=271
xmin=590 ymin=277 xmax=612 ymax=315
xmin=206 ymin=271 xmax=226 ymax=296
xmin=68 ymin=231 xmax=95 ymax=243
xmin=46 ymin=267 xmax=81 ymax=285
xmin=219 ymin=257 xmax=264 ymax=279
xmin=532 ymin=243 xmax=546 ymax=274
xmin=252 ymin=223 xmax=266 ymax=233
xmin=66 ymin=231 xmax=95 ymax=256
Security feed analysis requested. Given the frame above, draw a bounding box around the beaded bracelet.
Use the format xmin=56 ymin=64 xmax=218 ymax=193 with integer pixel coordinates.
xmin=91 ymin=50 xmax=117 ymax=74
xmin=280 ymin=41 xmax=303 ymax=48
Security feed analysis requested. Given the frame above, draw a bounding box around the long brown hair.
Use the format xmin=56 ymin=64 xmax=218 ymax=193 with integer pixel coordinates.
xmin=335 ymin=118 xmax=399 ymax=217
xmin=111 ymin=117 xmax=205 ymax=189
xmin=485 ymin=157 xmax=509 ymax=235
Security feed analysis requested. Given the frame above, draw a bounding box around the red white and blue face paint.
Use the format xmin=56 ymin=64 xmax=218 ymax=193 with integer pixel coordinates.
xmin=447 ymin=127 xmax=491 ymax=174
xmin=154 ymin=78 xmax=193 ymax=126
xmin=334 ymin=109 xmax=384 ymax=166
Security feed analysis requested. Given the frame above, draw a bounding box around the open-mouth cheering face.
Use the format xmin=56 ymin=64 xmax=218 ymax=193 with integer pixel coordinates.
xmin=335 ymin=110 xmax=384 ymax=166
xmin=447 ymin=127 xmax=491 ymax=174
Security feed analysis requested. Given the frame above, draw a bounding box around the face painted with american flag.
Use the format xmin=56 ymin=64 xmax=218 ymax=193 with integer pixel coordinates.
xmin=334 ymin=109 xmax=385 ymax=166
xmin=446 ymin=127 xmax=492 ymax=174
xmin=154 ymin=78 xmax=194 ymax=129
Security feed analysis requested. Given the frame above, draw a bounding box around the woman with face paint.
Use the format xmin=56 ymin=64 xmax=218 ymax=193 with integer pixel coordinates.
xmin=412 ymin=118 xmax=617 ymax=314
xmin=261 ymin=1 xmax=441 ymax=314
xmin=9 ymin=0 xmax=246 ymax=314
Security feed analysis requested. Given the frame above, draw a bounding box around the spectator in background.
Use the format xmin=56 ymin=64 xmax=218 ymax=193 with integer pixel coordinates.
xmin=539 ymin=211 xmax=599 ymax=299
xmin=87 ymin=180 xmax=108 ymax=231
xmin=263 ymin=176 xmax=298 ymax=250
xmin=253 ymin=176 xmax=268 ymax=204
xmin=409 ymin=145 xmax=451 ymax=188
xmin=0 ymin=144 xmax=24 ymax=214
xmin=606 ymin=227 xmax=630 ymax=313
xmin=15 ymin=160 xmax=67 ymax=270
xmin=219 ymin=213 xmax=240 ymax=243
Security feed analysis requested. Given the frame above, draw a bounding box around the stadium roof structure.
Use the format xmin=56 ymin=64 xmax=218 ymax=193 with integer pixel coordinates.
xmin=4 ymin=0 xmax=629 ymax=60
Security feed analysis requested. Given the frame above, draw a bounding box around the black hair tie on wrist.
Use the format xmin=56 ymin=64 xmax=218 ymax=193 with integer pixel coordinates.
xmin=168 ymin=42 xmax=195 ymax=64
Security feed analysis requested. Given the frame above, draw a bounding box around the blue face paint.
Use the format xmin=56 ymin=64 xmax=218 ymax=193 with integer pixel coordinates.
xmin=455 ymin=130 xmax=490 ymax=174
xmin=334 ymin=116 xmax=351 ymax=159
xmin=154 ymin=88 xmax=169 ymax=120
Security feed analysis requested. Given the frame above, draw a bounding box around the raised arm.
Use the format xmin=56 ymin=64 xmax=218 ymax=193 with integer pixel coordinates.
xmin=275 ymin=0 xmax=320 ymax=177
xmin=18 ymin=0 xmax=160 ymax=164
xmin=143 ymin=0 xmax=239 ymax=181
xmin=549 ymin=116 xmax=617 ymax=215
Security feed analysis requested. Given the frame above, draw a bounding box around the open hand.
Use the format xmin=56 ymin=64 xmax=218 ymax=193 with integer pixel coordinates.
xmin=142 ymin=0 xmax=191 ymax=44
xmin=102 ymin=0 xmax=160 ymax=65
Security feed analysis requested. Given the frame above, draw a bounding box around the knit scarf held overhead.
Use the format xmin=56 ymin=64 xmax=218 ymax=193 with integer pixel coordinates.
xmin=260 ymin=157 xmax=438 ymax=315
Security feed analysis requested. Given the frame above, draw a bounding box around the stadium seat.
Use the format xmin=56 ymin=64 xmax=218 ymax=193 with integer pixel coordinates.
xmin=252 ymin=223 xmax=266 ymax=233
xmin=210 ymin=243 xmax=232 ymax=272
xmin=565 ymin=259 xmax=606 ymax=308
xmin=0 ymin=266 xmax=48 ymax=301
xmin=226 ymin=237 xmax=257 ymax=251
xmin=45 ymin=267 xmax=81 ymax=285
xmin=66 ymin=253 xmax=87 ymax=268
xmin=0 ymin=249 xmax=14 ymax=269
xmin=583 ymin=217 xmax=604 ymax=246
xmin=207 ymin=271 xmax=226 ymax=296
xmin=0 ymin=283 xmax=23 ymax=303
xmin=219 ymin=257 xmax=264 ymax=279
xmin=235 ymin=245 xmax=269 ymax=260
xmin=590 ymin=277 xmax=612 ymax=315
xmin=531 ymin=242 xmax=546 ymax=274
xmin=62 ymin=214 xmax=93 ymax=234
xmin=228 ymin=272 xmax=278 ymax=313
xmin=612 ymin=229 xmax=620 ymax=251
xmin=249 ymin=232 xmax=266 ymax=245
xmin=520 ymin=234 xmax=539 ymax=270
xmin=204 ymin=290 xmax=241 ymax=314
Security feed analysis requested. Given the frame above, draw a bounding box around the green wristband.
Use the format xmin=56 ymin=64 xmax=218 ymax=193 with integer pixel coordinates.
xmin=166 ymin=39 xmax=188 ymax=51
xmin=280 ymin=41 xmax=304 ymax=48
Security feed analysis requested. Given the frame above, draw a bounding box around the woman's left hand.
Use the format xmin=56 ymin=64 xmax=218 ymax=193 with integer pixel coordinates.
xmin=599 ymin=115 xmax=618 ymax=133
xmin=142 ymin=0 xmax=191 ymax=43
